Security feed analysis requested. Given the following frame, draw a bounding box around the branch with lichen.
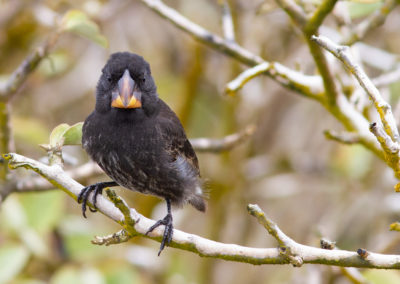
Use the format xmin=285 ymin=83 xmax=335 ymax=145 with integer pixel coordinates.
xmin=312 ymin=35 xmax=399 ymax=142
xmin=139 ymin=0 xmax=321 ymax=98
xmin=138 ymin=0 xmax=396 ymax=172
xmin=225 ymin=62 xmax=323 ymax=101
xmin=3 ymin=152 xmax=400 ymax=268
xmin=320 ymin=239 xmax=370 ymax=284
xmin=312 ymin=35 xmax=400 ymax=178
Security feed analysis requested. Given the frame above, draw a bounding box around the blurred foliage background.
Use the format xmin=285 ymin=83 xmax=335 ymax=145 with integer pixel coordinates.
xmin=1 ymin=0 xmax=400 ymax=283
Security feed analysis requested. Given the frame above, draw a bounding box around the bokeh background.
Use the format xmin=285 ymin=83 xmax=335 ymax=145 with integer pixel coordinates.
xmin=1 ymin=0 xmax=400 ymax=283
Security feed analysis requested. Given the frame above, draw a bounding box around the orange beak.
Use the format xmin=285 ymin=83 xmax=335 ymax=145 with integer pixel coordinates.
xmin=111 ymin=69 xmax=142 ymax=109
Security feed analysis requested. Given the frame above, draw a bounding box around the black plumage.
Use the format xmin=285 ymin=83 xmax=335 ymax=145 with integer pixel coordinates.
xmin=79 ymin=52 xmax=206 ymax=255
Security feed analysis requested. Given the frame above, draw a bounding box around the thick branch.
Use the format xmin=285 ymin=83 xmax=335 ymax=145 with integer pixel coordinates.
xmin=4 ymin=152 xmax=400 ymax=268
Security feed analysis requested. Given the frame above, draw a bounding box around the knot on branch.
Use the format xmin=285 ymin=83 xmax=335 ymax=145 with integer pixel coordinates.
xmin=92 ymin=229 xmax=132 ymax=246
xmin=279 ymin=246 xmax=303 ymax=267
xmin=320 ymin=238 xmax=336 ymax=250
xmin=357 ymin=248 xmax=369 ymax=259
xmin=105 ymin=188 xmax=139 ymax=229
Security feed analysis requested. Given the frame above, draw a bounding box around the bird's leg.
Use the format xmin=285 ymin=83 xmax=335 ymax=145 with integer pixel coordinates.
xmin=77 ymin=181 xmax=118 ymax=218
xmin=146 ymin=198 xmax=174 ymax=256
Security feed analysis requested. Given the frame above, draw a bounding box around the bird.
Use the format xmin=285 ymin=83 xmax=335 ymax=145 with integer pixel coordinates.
xmin=79 ymin=52 xmax=206 ymax=255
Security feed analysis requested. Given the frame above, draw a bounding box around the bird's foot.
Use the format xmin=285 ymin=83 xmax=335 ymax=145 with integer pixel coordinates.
xmin=77 ymin=182 xmax=108 ymax=218
xmin=146 ymin=213 xmax=174 ymax=256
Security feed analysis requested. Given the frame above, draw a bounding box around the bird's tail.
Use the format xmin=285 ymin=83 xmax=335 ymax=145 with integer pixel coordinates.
xmin=189 ymin=193 xmax=206 ymax=212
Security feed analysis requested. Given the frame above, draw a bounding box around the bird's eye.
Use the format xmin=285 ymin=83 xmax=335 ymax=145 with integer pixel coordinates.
xmin=107 ymin=76 xmax=112 ymax=82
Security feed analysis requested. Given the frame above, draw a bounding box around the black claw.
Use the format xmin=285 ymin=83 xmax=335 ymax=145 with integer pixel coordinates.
xmin=78 ymin=181 xmax=118 ymax=218
xmin=145 ymin=199 xmax=174 ymax=256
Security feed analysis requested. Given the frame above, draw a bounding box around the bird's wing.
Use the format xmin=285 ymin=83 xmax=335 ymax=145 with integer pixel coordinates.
xmin=156 ymin=100 xmax=200 ymax=175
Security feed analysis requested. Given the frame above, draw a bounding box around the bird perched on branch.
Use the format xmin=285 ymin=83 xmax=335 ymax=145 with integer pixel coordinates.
xmin=79 ymin=52 xmax=206 ymax=255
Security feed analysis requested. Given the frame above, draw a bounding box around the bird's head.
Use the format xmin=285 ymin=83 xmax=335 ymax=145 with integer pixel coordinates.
xmin=95 ymin=52 xmax=158 ymax=114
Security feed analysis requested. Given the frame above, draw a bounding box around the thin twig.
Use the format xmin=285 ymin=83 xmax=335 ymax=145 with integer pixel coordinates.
xmin=304 ymin=0 xmax=339 ymax=35
xmin=221 ymin=1 xmax=235 ymax=42
xmin=341 ymin=0 xmax=398 ymax=46
xmin=0 ymin=33 xmax=60 ymax=101
xmin=226 ymin=62 xmax=270 ymax=94
xmin=226 ymin=62 xmax=324 ymax=100
xmin=320 ymin=238 xmax=371 ymax=284
xmin=139 ymin=0 xmax=320 ymax=97
xmin=274 ymin=0 xmax=308 ymax=27
xmin=190 ymin=125 xmax=256 ymax=152
xmin=324 ymin=130 xmax=362 ymax=144
xmin=92 ymin=229 xmax=133 ymax=246
xmin=369 ymin=122 xmax=400 ymax=177
xmin=312 ymin=35 xmax=400 ymax=143
xmin=139 ymin=0 xmax=385 ymax=162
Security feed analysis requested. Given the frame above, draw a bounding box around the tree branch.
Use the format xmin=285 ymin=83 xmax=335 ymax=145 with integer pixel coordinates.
xmin=0 ymin=33 xmax=60 ymax=101
xmin=324 ymin=130 xmax=362 ymax=145
xmin=190 ymin=125 xmax=256 ymax=152
xmin=4 ymin=152 xmax=400 ymax=268
xmin=220 ymin=0 xmax=235 ymax=42
xmin=274 ymin=0 xmax=308 ymax=27
xmin=312 ymin=35 xmax=400 ymax=143
xmin=139 ymin=0 xmax=321 ymax=98
xmin=304 ymin=0 xmax=339 ymax=35
xmin=341 ymin=0 xmax=398 ymax=46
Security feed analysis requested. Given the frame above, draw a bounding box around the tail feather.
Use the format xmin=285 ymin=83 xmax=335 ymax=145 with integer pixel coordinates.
xmin=189 ymin=195 xmax=206 ymax=212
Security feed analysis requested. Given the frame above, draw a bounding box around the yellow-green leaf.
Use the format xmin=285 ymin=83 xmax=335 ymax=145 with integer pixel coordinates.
xmin=61 ymin=10 xmax=108 ymax=47
xmin=63 ymin=122 xmax=83 ymax=146
xmin=49 ymin=123 xmax=70 ymax=147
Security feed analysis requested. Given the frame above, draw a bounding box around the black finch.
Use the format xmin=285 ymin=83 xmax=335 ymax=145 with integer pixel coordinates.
xmin=79 ymin=52 xmax=206 ymax=255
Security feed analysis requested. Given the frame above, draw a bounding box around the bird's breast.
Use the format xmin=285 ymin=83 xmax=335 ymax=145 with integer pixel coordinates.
xmin=83 ymin=114 xmax=163 ymax=192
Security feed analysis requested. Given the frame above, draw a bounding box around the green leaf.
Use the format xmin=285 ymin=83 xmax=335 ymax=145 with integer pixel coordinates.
xmin=63 ymin=122 xmax=83 ymax=145
xmin=61 ymin=10 xmax=108 ymax=47
xmin=49 ymin=123 xmax=70 ymax=147
xmin=47 ymin=122 xmax=83 ymax=148
xmin=0 ymin=244 xmax=30 ymax=283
